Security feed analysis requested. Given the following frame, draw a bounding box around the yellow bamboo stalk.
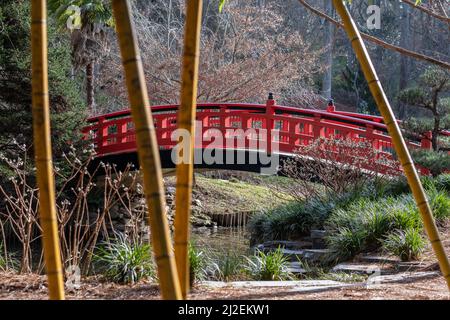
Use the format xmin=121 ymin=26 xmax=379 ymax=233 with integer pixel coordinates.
xmin=111 ymin=0 xmax=181 ymax=299
xmin=174 ymin=0 xmax=203 ymax=299
xmin=332 ymin=0 xmax=450 ymax=290
xmin=31 ymin=0 xmax=65 ymax=300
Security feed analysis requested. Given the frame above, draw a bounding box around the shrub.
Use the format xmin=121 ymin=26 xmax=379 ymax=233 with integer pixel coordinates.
xmin=388 ymin=199 xmax=421 ymax=231
xmin=94 ymin=234 xmax=154 ymax=284
xmin=326 ymin=227 xmax=366 ymax=262
xmin=0 ymin=242 xmax=6 ymax=271
xmin=434 ymin=174 xmax=450 ymax=193
xmin=244 ymin=248 xmax=294 ymax=281
xmin=326 ymin=195 xmax=419 ymax=262
xmin=383 ymin=229 xmax=426 ymax=261
xmin=411 ymin=149 xmax=450 ymax=177
xmin=189 ymin=243 xmax=206 ymax=284
xmin=206 ymin=251 xmax=243 ymax=282
xmin=429 ymin=189 xmax=450 ymax=222
xmin=248 ymin=201 xmax=313 ymax=244
xmin=248 ymin=191 xmax=364 ymax=244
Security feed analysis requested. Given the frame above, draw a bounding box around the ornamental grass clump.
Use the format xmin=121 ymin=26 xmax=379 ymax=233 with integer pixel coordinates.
xmin=94 ymin=234 xmax=154 ymax=284
xmin=206 ymin=251 xmax=244 ymax=282
xmin=189 ymin=243 xmax=206 ymax=284
xmin=383 ymin=228 xmax=426 ymax=261
xmin=245 ymin=247 xmax=294 ymax=281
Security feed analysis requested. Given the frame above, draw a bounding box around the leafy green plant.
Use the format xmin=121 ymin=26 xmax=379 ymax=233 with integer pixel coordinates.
xmin=93 ymin=234 xmax=154 ymax=284
xmin=189 ymin=243 xmax=206 ymax=284
xmin=411 ymin=149 xmax=450 ymax=177
xmin=326 ymin=227 xmax=366 ymax=262
xmin=0 ymin=242 xmax=6 ymax=271
xmin=429 ymin=189 xmax=450 ymax=222
xmin=0 ymin=242 xmax=18 ymax=272
xmin=244 ymin=248 xmax=294 ymax=281
xmin=434 ymin=174 xmax=450 ymax=193
xmin=383 ymin=228 xmax=426 ymax=261
xmin=206 ymin=251 xmax=243 ymax=282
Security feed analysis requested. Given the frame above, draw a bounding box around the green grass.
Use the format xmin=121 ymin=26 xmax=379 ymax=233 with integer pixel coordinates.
xmin=383 ymin=228 xmax=426 ymax=261
xmin=0 ymin=242 xmax=6 ymax=271
xmin=206 ymin=251 xmax=244 ymax=282
xmin=248 ymin=201 xmax=314 ymax=244
xmin=193 ymin=175 xmax=292 ymax=216
xmin=189 ymin=243 xmax=206 ymax=284
xmin=244 ymin=248 xmax=294 ymax=281
xmin=93 ymin=234 xmax=154 ymax=284
xmin=429 ymin=189 xmax=450 ymax=222
xmin=434 ymin=174 xmax=450 ymax=193
xmin=326 ymin=189 xmax=449 ymax=262
xmin=248 ymin=188 xmax=373 ymax=244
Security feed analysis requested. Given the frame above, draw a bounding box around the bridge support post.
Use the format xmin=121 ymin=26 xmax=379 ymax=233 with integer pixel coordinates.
xmin=420 ymin=131 xmax=433 ymax=150
xmin=111 ymin=0 xmax=181 ymax=299
xmin=333 ymin=0 xmax=450 ymax=290
xmin=174 ymin=0 xmax=203 ymax=299
xmin=30 ymin=0 xmax=65 ymax=300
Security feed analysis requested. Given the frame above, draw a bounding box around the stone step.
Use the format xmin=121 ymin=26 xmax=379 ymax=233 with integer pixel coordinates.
xmin=257 ymin=240 xmax=313 ymax=251
xmin=331 ymin=262 xmax=395 ymax=275
xmin=310 ymin=230 xmax=327 ymax=249
xmin=280 ymin=248 xmax=333 ymax=262
xmin=286 ymin=261 xmax=307 ymax=274
xmin=358 ymin=255 xmax=400 ymax=264
xmin=396 ymin=261 xmax=426 ymax=272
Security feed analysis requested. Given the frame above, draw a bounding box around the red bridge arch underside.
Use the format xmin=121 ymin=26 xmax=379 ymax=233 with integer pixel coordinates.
xmin=82 ymin=101 xmax=447 ymax=175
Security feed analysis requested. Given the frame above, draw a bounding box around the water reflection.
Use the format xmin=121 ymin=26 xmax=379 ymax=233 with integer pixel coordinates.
xmin=191 ymin=227 xmax=251 ymax=256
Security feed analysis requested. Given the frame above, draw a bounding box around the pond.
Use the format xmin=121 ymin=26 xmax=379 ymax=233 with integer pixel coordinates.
xmin=191 ymin=227 xmax=252 ymax=257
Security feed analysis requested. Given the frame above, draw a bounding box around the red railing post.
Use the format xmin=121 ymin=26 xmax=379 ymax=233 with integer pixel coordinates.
xmin=421 ymin=131 xmax=433 ymax=150
xmin=97 ymin=117 xmax=107 ymax=154
xmin=313 ymin=114 xmax=322 ymax=141
xmin=326 ymin=99 xmax=335 ymax=113
xmin=266 ymin=93 xmax=276 ymax=154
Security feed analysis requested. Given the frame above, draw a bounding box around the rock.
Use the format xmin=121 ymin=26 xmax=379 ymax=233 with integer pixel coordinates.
xmin=310 ymin=230 xmax=326 ymax=239
xmin=190 ymin=213 xmax=216 ymax=228
xmin=368 ymin=271 xmax=439 ymax=285
xmin=166 ymin=186 xmax=176 ymax=195
xmin=396 ymin=261 xmax=425 ymax=272
xmin=301 ymin=249 xmax=333 ymax=262
xmin=260 ymin=240 xmax=313 ymax=250
xmin=332 ymin=262 xmax=394 ymax=275
xmin=271 ymin=248 xmax=332 ymax=263
xmin=358 ymin=255 xmax=400 ymax=264
xmin=192 ymin=199 xmax=202 ymax=207
xmin=200 ymin=280 xmax=352 ymax=294
xmin=287 ymin=261 xmax=307 ymax=274
xmin=310 ymin=230 xmax=327 ymax=249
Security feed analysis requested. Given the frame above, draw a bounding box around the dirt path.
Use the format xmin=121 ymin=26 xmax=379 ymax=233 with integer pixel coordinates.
xmin=0 ymin=271 xmax=448 ymax=300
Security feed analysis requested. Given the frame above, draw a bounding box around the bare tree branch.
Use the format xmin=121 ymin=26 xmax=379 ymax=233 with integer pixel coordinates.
xmin=297 ymin=0 xmax=450 ymax=70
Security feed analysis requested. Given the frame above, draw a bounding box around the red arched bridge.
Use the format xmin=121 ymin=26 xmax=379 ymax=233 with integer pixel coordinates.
xmin=82 ymin=98 xmax=445 ymax=174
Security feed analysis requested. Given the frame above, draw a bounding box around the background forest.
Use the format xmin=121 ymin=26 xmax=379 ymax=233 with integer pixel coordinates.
xmin=1 ymin=0 xmax=449 ymax=151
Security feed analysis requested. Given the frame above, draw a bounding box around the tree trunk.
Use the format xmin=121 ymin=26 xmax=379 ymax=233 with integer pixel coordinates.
xmin=433 ymin=113 xmax=440 ymax=151
xmin=86 ymin=62 xmax=96 ymax=114
xmin=398 ymin=4 xmax=411 ymax=119
xmin=321 ymin=0 xmax=333 ymax=100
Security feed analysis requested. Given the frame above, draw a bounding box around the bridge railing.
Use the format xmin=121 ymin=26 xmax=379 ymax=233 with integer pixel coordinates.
xmin=82 ymin=100 xmax=431 ymax=170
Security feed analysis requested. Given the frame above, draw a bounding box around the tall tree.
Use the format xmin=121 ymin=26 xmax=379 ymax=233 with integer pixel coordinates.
xmin=398 ymin=2 xmax=411 ymax=119
xmin=321 ymin=0 xmax=333 ymax=100
xmin=48 ymin=0 xmax=113 ymax=114
xmin=0 ymin=0 xmax=85 ymax=176
xmin=399 ymin=67 xmax=450 ymax=151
